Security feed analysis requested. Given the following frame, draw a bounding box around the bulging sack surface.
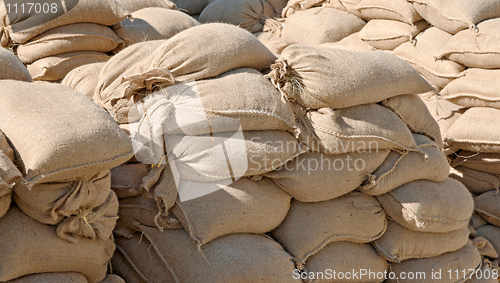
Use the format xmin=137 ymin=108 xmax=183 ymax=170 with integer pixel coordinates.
xmin=7 ymin=272 xmax=88 ymax=283
xmin=357 ymin=0 xmax=422 ymax=24
xmin=449 ymin=166 xmax=500 ymax=195
xmin=115 ymin=0 xmax=178 ymax=12
xmin=358 ymin=19 xmax=428 ymax=50
xmin=320 ymin=32 xmax=376 ymax=52
xmin=451 ymin=151 xmax=500 ymax=175
xmin=0 ymin=131 xmax=21 ymax=219
xmin=110 ymin=163 xmax=150 ymax=199
xmin=475 ymin=190 xmax=500 ymax=228
xmin=0 ymin=47 xmax=32 ymax=81
xmin=61 ymin=62 xmax=106 ymax=99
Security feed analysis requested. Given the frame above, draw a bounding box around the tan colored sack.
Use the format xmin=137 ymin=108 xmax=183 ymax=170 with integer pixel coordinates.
xmin=357 ymin=0 xmax=422 ymax=24
xmin=61 ymin=62 xmax=106 ymax=98
xmin=323 ymin=0 xmax=363 ymax=17
xmin=470 ymin=213 xmax=488 ymax=230
xmin=0 ymin=131 xmax=21 ymax=219
xmin=450 ymin=166 xmax=500 ymax=195
xmin=304 ymin=242 xmax=387 ymax=283
xmin=0 ymin=207 xmax=115 ymax=283
xmin=114 ymin=228 xmax=296 ymax=283
xmin=477 ymin=225 xmax=500 ymax=255
xmin=99 ymin=274 xmax=125 ymax=283
xmin=475 ymin=191 xmax=500 ymax=228
xmin=266 ymin=149 xmax=390 ymax=202
xmin=0 ymin=81 xmax=134 ymax=184
xmin=281 ymin=7 xmax=365 ymax=46
xmin=7 ymin=273 xmax=88 ymax=283
xmin=268 ymin=45 xmax=432 ymax=109
xmin=110 ymin=163 xmax=149 ymax=199
xmin=373 ymin=220 xmax=470 ymax=263
xmin=27 ymin=52 xmax=110 ymax=81
xmin=320 ymin=32 xmax=375 ymax=51
xmin=16 ymin=24 xmax=123 ymax=64
xmin=409 ymin=0 xmax=500 ymax=34
xmin=376 ymin=178 xmax=474 ymax=232
xmin=387 ymin=241 xmax=482 ymax=283
xmin=451 ymin=151 xmax=500 ymax=175
xmin=467 ymin=259 xmax=499 ymax=283
xmin=171 ymin=0 xmax=211 ymax=14
xmin=359 ymin=19 xmax=428 ymax=50
xmin=360 ymin=134 xmax=449 ymax=196
xmin=281 ymin=0 xmax=325 ymax=17
xmin=445 ymin=107 xmax=500 ymax=154
xmin=392 ymin=27 xmax=465 ymax=90
xmin=255 ymin=30 xmax=288 ymax=55
xmin=297 ymin=104 xmax=418 ymax=155
xmin=0 ymin=47 xmax=32 ymax=81
xmin=472 ymin=236 xmax=499 ymax=259
xmin=271 ymin=192 xmax=386 ymax=265
xmin=0 ymin=0 xmax=130 ymax=46
xmin=113 ymin=8 xmax=198 ymax=46
xmin=116 ymin=0 xmax=178 ymax=12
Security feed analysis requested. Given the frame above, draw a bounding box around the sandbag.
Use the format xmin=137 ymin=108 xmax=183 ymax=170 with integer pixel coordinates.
xmin=7 ymin=273 xmax=88 ymax=283
xmin=281 ymin=7 xmax=365 ymax=46
xmin=271 ymin=192 xmax=386 ymax=265
xmin=255 ymin=30 xmax=288 ymax=55
xmin=265 ymin=149 xmax=390 ymax=202
xmin=0 ymin=0 xmax=130 ymax=46
xmin=357 ymin=0 xmax=422 ymax=24
xmin=171 ymin=0 xmax=211 ymax=14
xmin=99 ymin=275 xmax=125 ymax=283
xmin=322 ymin=0 xmax=362 ymax=17
xmin=0 ymin=80 xmax=134 ymax=184
xmin=470 ymin=213 xmax=488 ymax=230
xmin=376 ymin=178 xmax=474 ymax=233
xmin=320 ymin=32 xmax=375 ymax=52
xmin=114 ymin=227 xmax=296 ymax=283
xmin=373 ymin=220 xmax=470 ymax=263
xmin=467 ymin=259 xmax=500 ymax=283
xmin=16 ymin=24 xmax=123 ymax=63
xmin=0 ymin=47 xmax=32 ymax=81
xmin=113 ymin=8 xmax=199 ymax=46
xmin=0 ymin=131 xmax=21 ymax=219
xmin=449 ymin=166 xmax=500 ymax=195
xmin=360 ymin=134 xmax=449 ymax=196
xmin=358 ymin=19 xmax=428 ymax=50
xmin=110 ymin=163 xmax=150 ymax=199
xmin=451 ymin=151 xmax=500 ymax=175
xmin=0 ymin=207 xmax=115 ymax=283
xmin=27 ymin=51 xmax=110 ymax=81
xmin=267 ymin=45 xmax=432 ymax=109
xmin=116 ymin=0 xmax=178 ymax=12
xmin=408 ymin=0 xmax=500 ymax=34
xmin=475 ymin=190 xmax=500 ymax=228
xmin=477 ymin=225 xmax=500 ymax=255
xmin=61 ymin=62 xmax=106 ymax=98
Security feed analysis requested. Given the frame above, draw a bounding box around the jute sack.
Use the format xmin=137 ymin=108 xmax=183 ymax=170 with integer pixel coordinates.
xmin=360 ymin=134 xmax=449 ymax=196
xmin=99 ymin=274 xmax=125 ymax=283
xmin=0 ymin=47 xmax=32 ymax=81
xmin=477 ymin=225 xmax=500 ymax=255
xmin=27 ymin=52 xmax=110 ymax=81
xmin=467 ymin=259 xmax=499 ymax=283
xmin=450 ymin=166 xmax=500 ymax=195
xmin=0 ymin=131 xmax=21 ymax=219
xmin=438 ymin=19 xmax=500 ymax=69
xmin=372 ymin=220 xmax=470 ymax=263
xmin=267 ymin=45 xmax=432 ymax=109
xmin=0 ymin=81 xmax=134 ymax=184
xmin=320 ymin=32 xmax=375 ymax=52
xmin=199 ymin=0 xmax=276 ymax=33
xmin=271 ymin=192 xmax=387 ymax=266
xmin=387 ymin=241 xmax=482 ymax=283
xmin=472 ymin=236 xmax=499 ymax=259
xmin=392 ymin=27 xmax=466 ymax=90
xmin=440 ymin=69 xmax=500 ymax=110
xmin=265 ymin=149 xmax=390 ymax=202
xmin=266 ymin=0 xmax=288 ymax=14
xmin=255 ymin=30 xmax=288 ymax=55
xmin=296 ymin=104 xmax=418 ymax=155
xmin=114 ymin=227 xmax=296 ymax=283
xmin=445 ymin=107 xmax=500 ymax=154
xmin=358 ymin=19 xmax=428 ymax=50
xmin=281 ymin=7 xmax=365 ymax=46
xmin=475 ymin=190 xmax=500 ymax=228
xmin=171 ymin=0 xmax=210 ymax=14
xmin=172 ymin=177 xmax=291 ymax=246
xmin=110 ymin=163 xmax=149 ymax=199
xmin=113 ymin=8 xmax=199 ymax=47
xmin=470 ymin=213 xmax=488 ymax=230
xmin=0 ymin=207 xmax=115 ymax=283
xmin=7 ymin=273 xmax=88 ymax=283
xmin=16 ymin=24 xmax=123 ymax=64
xmin=95 ymin=23 xmax=276 ymax=123
xmin=323 ymin=0 xmax=363 ymax=16
xmin=356 ymin=0 xmax=422 ymax=24
xmin=0 ymin=0 xmax=130 ymax=47
xmin=281 ymin=0 xmax=325 ymax=17
xmin=61 ymin=62 xmax=106 ymax=99
xmin=115 ymin=0 xmax=178 ymax=12
xmin=451 ymin=151 xmax=500 ymax=175
xmin=408 ymin=0 xmax=500 ymax=34
xmin=376 ymin=178 xmax=474 ymax=233
xmin=304 ymin=242 xmax=387 ymax=283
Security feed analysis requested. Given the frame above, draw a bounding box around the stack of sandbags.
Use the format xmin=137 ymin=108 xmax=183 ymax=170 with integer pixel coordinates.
xmin=0 ymin=0 xmax=131 ymax=81
xmin=0 ymin=47 xmax=32 ymax=81
xmin=0 ymin=80 xmax=134 ymax=282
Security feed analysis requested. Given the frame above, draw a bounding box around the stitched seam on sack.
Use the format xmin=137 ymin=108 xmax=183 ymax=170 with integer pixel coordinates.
xmin=367 ymin=150 xmax=408 ymax=189
xmin=459 ymin=170 xmax=498 ymax=187
xmin=442 ymin=51 xmax=500 ymax=56
xmin=396 ymin=55 xmax=465 ymax=78
xmin=446 ymin=139 xmax=500 ymax=146
xmin=441 ymin=93 xmax=500 ymax=101
xmin=475 ymin=209 xmax=500 ymax=222
xmin=34 ymin=54 xmax=110 ymax=79
xmin=357 ymin=6 xmax=412 ymax=23
xmin=172 ymin=204 xmax=202 ymax=246
xmin=115 ymin=244 xmax=153 ymax=283
xmin=382 ymin=104 xmax=440 ymax=142
xmin=200 ymin=108 xmax=296 ymax=129
xmin=22 ymin=34 xmax=119 ymax=46
xmin=362 ymin=35 xmax=409 ymax=41
xmin=409 ymin=0 xmax=471 ymax=25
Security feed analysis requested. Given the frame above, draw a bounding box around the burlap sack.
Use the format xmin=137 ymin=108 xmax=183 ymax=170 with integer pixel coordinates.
xmin=359 ymin=19 xmax=428 ymax=50
xmin=440 ymin=69 xmax=500 ymax=110
xmin=323 ymin=0 xmax=362 ymax=16
xmin=0 ymin=0 xmax=130 ymax=47
xmin=360 ymin=134 xmax=449 ymax=196
xmin=392 ymin=27 xmax=466 ymax=90
xmin=99 ymin=274 xmax=125 ymax=283
xmin=450 ymin=166 xmax=500 ymax=195
xmin=266 ymin=0 xmax=288 ymax=14
xmin=113 ymin=8 xmax=198 ymax=47
xmin=110 ymin=163 xmax=149 ymax=199
xmin=255 ymin=30 xmax=288 ymax=55
xmin=304 ymin=242 xmax=387 ymax=283
xmin=357 ymin=0 xmax=422 ymax=24
xmin=16 ymin=24 xmax=123 ymax=64
xmin=373 ymin=220 xmax=470 ymax=263
xmin=0 ymin=131 xmax=21 ymax=219
xmin=114 ymin=228 xmax=296 ymax=282
xmin=281 ymin=0 xmax=325 ymax=17
xmin=171 ymin=0 xmax=211 ymax=14
xmin=475 ymin=191 xmax=500 ymax=228
xmin=445 ymin=107 xmax=500 ymax=154
xmin=467 ymin=259 xmax=499 ymax=283
xmin=477 ymin=225 xmax=500 ymax=255
xmin=61 ymin=62 xmax=106 ymax=98
xmin=27 ymin=51 xmax=110 ymax=81
xmin=470 ymin=213 xmax=488 ymax=230
xmin=116 ymin=0 xmax=178 ymax=12
xmin=268 ymin=45 xmax=432 ymax=109
xmin=95 ymin=23 xmax=276 ymax=123
xmin=297 ymin=104 xmax=418 ymax=155
xmin=473 ymin=237 xmax=499 ymax=259
xmin=7 ymin=273 xmax=88 ymax=283
xmin=0 ymin=207 xmax=115 ymax=282
xmin=281 ymin=7 xmax=365 ymax=46
xmin=409 ymin=0 xmax=500 ymax=34
xmin=376 ymin=178 xmax=474 ymax=233
xmin=0 ymin=47 xmax=32 ymax=81
xmin=451 ymin=151 xmax=500 ymax=175
xmin=199 ymin=0 xmax=276 ymax=33
xmin=265 ymin=149 xmax=390 ymax=202
xmin=271 ymin=192 xmax=386 ymax=266
xmin=0 ymin=81 xmax=134 ymax=184
xmin=320 ymin=32 xmax=375 ymax=51
xmin=387 ymin=241 xmax=482 ymax=283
